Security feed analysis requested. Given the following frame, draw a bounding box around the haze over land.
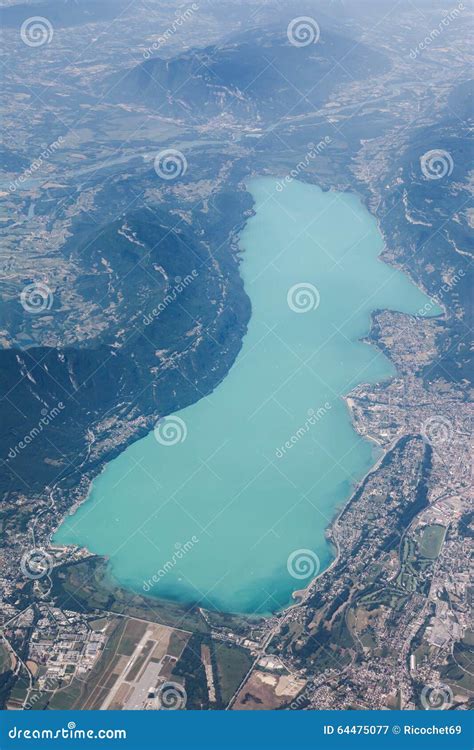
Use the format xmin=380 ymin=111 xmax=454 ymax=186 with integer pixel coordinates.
xmin=0 ymin=0 xmax=472 ymax=713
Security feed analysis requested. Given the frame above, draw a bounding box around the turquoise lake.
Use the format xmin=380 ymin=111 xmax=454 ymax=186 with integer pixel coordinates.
xmin=54 ymin=177 xmax=438 ymax=614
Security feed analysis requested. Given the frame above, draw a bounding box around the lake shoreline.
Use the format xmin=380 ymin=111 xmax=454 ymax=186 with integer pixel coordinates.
xmin=52 ymin=176 xmax=438 ymax=618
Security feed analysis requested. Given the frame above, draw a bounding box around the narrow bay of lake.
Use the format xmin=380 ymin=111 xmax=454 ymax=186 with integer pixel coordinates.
xmin=54 ymin=177 xmax=438 ymax=614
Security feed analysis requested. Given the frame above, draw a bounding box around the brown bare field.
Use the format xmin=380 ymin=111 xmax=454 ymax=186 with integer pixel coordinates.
xmin=232 ymin=669 xmax=306 ymax=710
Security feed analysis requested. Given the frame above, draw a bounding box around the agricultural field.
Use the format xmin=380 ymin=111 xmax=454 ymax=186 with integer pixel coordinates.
xmin=0 ymin=642 xmax=13 ymax=674
xmin=213 ymin=643 xmax=254 ymax=707
xmin=232 ymin=666 xmax=306 ymax=710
